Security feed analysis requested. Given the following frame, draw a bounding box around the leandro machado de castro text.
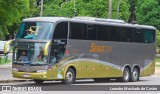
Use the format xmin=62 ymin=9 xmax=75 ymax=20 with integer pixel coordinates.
xmin=110 ymin=86 xmax=158 ymax=91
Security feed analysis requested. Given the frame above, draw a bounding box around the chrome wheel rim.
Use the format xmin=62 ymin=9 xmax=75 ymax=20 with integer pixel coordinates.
xmin=124 ymin=71 xmax=129 ymax=81
xmin=133 ymin=71 xmax=138 ymax=80
xmin=66 ymin=71 xmax=73 ymax=83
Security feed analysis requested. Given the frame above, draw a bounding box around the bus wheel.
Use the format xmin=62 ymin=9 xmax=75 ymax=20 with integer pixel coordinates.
xmin=121 ymin=68 xmax=130 ymax=82
xmin=130 ymin=68 xmax=139 ymax=82
xmin=33 ymin=80 xmax=44 ymax=84
xmin=62 ymin=68 xmax=75 ymax=84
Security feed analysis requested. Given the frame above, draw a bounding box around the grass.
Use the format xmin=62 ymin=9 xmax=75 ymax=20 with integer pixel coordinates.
xmin=0 ymin=57 xmax=11 ymax=64
xmin=156 ymin=58 xmax=160 ymax=62
xmin=156 ymin=57 xmax=160 ymax=68
xmin=10 ymin=46 xmax=13 ymax=53
xmin=156 ymin=64 xmax=160 ymax=68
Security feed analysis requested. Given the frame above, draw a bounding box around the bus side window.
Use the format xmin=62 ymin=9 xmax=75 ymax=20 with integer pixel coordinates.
xmin=87 ymin=24 xmax=96 ymax=40
xmin=110 ymin=26 xmax=121 ymax=42
xmin=133 ymin=29 xmax=144 ymax=43
xmin=53 ymin=22 xmax=68 ymax=39
xmin=143 ymin=29 xmax=155 ymax=43
xmin=70 ymin=22 xmax=83 ymax=39
xmin=121 ymin=28 xmax=134 ymax=42
xmin=96 ymin=25 xmax=109 ymax=41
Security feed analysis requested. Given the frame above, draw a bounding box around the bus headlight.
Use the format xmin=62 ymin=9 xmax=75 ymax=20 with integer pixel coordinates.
xmin=37 ymin=70 xmax=47 ymax=73
xmin=12 ymin=68 xmax=18 ymax=71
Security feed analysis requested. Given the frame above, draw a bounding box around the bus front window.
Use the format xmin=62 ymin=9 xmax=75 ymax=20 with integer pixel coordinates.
xmin=13 ymin=43 xmax=48 ymax=65
xmin=16 ymin=22 xmax=54 ymax=40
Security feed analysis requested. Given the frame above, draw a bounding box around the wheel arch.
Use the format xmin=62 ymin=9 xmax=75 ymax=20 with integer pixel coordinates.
xmin=123 ymin=64 xmax=131 ymax=73
xmin=64 ymin=65 xmax=77 ymax=78
xmin=68 ymin=66 xmax=77 ymax=77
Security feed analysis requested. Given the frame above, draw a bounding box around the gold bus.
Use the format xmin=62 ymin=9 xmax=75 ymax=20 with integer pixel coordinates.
xmin=11 ymin=17 xmax=156 ymax=84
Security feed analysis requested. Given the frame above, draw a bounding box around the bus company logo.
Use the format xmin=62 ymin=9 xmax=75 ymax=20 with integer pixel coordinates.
xmin=1 ymin=86 xmax=42 ymax=91
xmin=26 ymin=26 xmax=42 ymax=35
xmin=2 ymin=86 xmax=11 ymax=91
xmin=90 ymin=42 xmax=113 ymax=53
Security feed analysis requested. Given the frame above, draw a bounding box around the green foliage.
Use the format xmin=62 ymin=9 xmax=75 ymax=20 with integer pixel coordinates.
xmin=112 ymin=0 xmax=130 ymax=21
xmin=0 ymin=0 xmax=159 ymax=40
xmin=0 ymin=0 xmax=40 ymax=40
xmin=29 ymin=0 xmax=41 ymax=17
xmin=156 ymin=30 xmax=160 ymax=47
xmin=43 ymin=0 xmax=130 ymax=21
xmin=136 ymin=0 xmax=160 ymax=29
xmin=0 ymin=0 xmax=30 ymax=40
xmin=0 ymin=57 xmax=11 ymax=64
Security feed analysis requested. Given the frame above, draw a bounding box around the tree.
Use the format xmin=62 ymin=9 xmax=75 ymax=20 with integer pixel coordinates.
xmin=0 ymin=0 xmax=41 ymax=40
xmin=0 ymin=0 xmax=30 ymax=40
xmin=43 ymin=0 xmax=130 ymax=22
xmin=136 ymin=0 xmax=160 ymax=30
xmin=128 ymin=0 xmax=137 ymax=23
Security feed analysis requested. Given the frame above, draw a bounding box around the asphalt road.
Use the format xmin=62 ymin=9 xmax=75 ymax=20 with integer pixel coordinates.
xmin=0 ymin=75 xmax=159 ymax=85
xmin=1 ymin=76 xmax=160 ymax=94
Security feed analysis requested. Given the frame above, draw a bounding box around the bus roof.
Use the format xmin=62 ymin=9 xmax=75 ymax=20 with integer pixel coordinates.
xmin=22 ymin=17 xmax=156 ymax=30
xmin=23 ymin=17 xmax=69 ymax=22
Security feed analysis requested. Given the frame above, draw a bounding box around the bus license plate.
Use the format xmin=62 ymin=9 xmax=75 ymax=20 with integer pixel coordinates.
xmin=23 ymin=74 xmax=30 ymax=77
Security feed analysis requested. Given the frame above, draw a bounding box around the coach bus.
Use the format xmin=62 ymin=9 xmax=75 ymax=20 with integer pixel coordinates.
xmin=11 ymin=17 xmax=156 ymax=84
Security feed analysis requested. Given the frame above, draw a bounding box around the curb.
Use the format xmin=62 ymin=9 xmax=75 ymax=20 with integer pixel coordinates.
xmin=0 ymin=79 xmax=33 ymax=83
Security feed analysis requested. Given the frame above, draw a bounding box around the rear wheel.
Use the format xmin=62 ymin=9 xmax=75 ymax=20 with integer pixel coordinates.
xmin=130 ymin=68 xmax=139 ymax=82
xmin=62 ymin=68 xmax=76 ymax=84
xmin=33 ymin=80 xmax=44 ymax=84
xmin=121 ymin=68 xmax=130 ymax=82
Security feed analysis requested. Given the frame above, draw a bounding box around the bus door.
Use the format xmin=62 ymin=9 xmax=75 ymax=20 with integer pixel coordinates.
xmin=49 ymin=22 xmax=68 ymax=65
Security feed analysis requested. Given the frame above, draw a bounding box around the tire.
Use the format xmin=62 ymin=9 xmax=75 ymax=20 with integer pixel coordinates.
xmin=121 ymin=68 xmax=130 ymax=82
xmin=130 ymin=68 xmax=139 ymax=82
xmin=33 ymin=80 xmax=44 ymax=84
xmin=62 ymin=68 xmax=76 ymax=84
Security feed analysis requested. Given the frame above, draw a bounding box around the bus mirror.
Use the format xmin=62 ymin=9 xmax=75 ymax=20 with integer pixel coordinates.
xmin=4 ymin=40 xmax=12 ymax=54
xmin=44 ymin=41 xmax=51 ymax=56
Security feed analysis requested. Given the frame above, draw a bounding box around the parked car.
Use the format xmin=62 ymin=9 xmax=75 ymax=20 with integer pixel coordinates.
xmin=0 ymin=41 xmax=10 ymax=54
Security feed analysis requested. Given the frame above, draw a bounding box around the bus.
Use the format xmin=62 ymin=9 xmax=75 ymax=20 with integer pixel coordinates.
xmin=11 ymin=17 xmax=156 ymax=84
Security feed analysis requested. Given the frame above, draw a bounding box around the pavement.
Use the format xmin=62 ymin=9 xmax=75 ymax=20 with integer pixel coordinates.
xmin=0 ymin=62 xmax=32 ymax=83
xmin=0 ymin=53 xmax=32 ymax=83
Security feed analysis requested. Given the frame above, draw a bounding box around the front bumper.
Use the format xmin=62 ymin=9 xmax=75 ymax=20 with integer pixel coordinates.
xmin=12 ymin=71 xmax=49 ymax=80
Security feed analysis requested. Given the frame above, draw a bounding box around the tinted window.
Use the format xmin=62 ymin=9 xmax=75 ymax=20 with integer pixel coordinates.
xmin=121 ymin=28 xmax=134 ymax=42
xmin=16 ymin=22 xmax=54 ymax=40
xmin=87 ymin=24 xmax=96 ymax=40
xmin=53 ymin=22 xmax=68 ymax=39
xmin=110 ymin=26 xmax=121 ymax=41
xmin=83 ymin=24 xmax=88 ymax=40
xmin=143 ymin=29 xmax=155 ymax=43
xmin=133 ymin=29 xmax=144 ymax=43
xmin=70 ymin=22 xmax=83 ymax=39
xmin=97 ymin=25 xmax=109 ymax=41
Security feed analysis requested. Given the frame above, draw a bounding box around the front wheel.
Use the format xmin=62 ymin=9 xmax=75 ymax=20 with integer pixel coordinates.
xmin=130 ymin=68 xmax=139 ymax=82
xmin=62 ymin=68 xmax=76 ymax=84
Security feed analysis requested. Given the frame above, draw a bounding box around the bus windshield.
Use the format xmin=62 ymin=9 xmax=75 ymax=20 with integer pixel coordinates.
xmin=13 ymin=43 xmax=49 ymax=65
xmin=16 ymin=22 xmax=54 ymax=40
